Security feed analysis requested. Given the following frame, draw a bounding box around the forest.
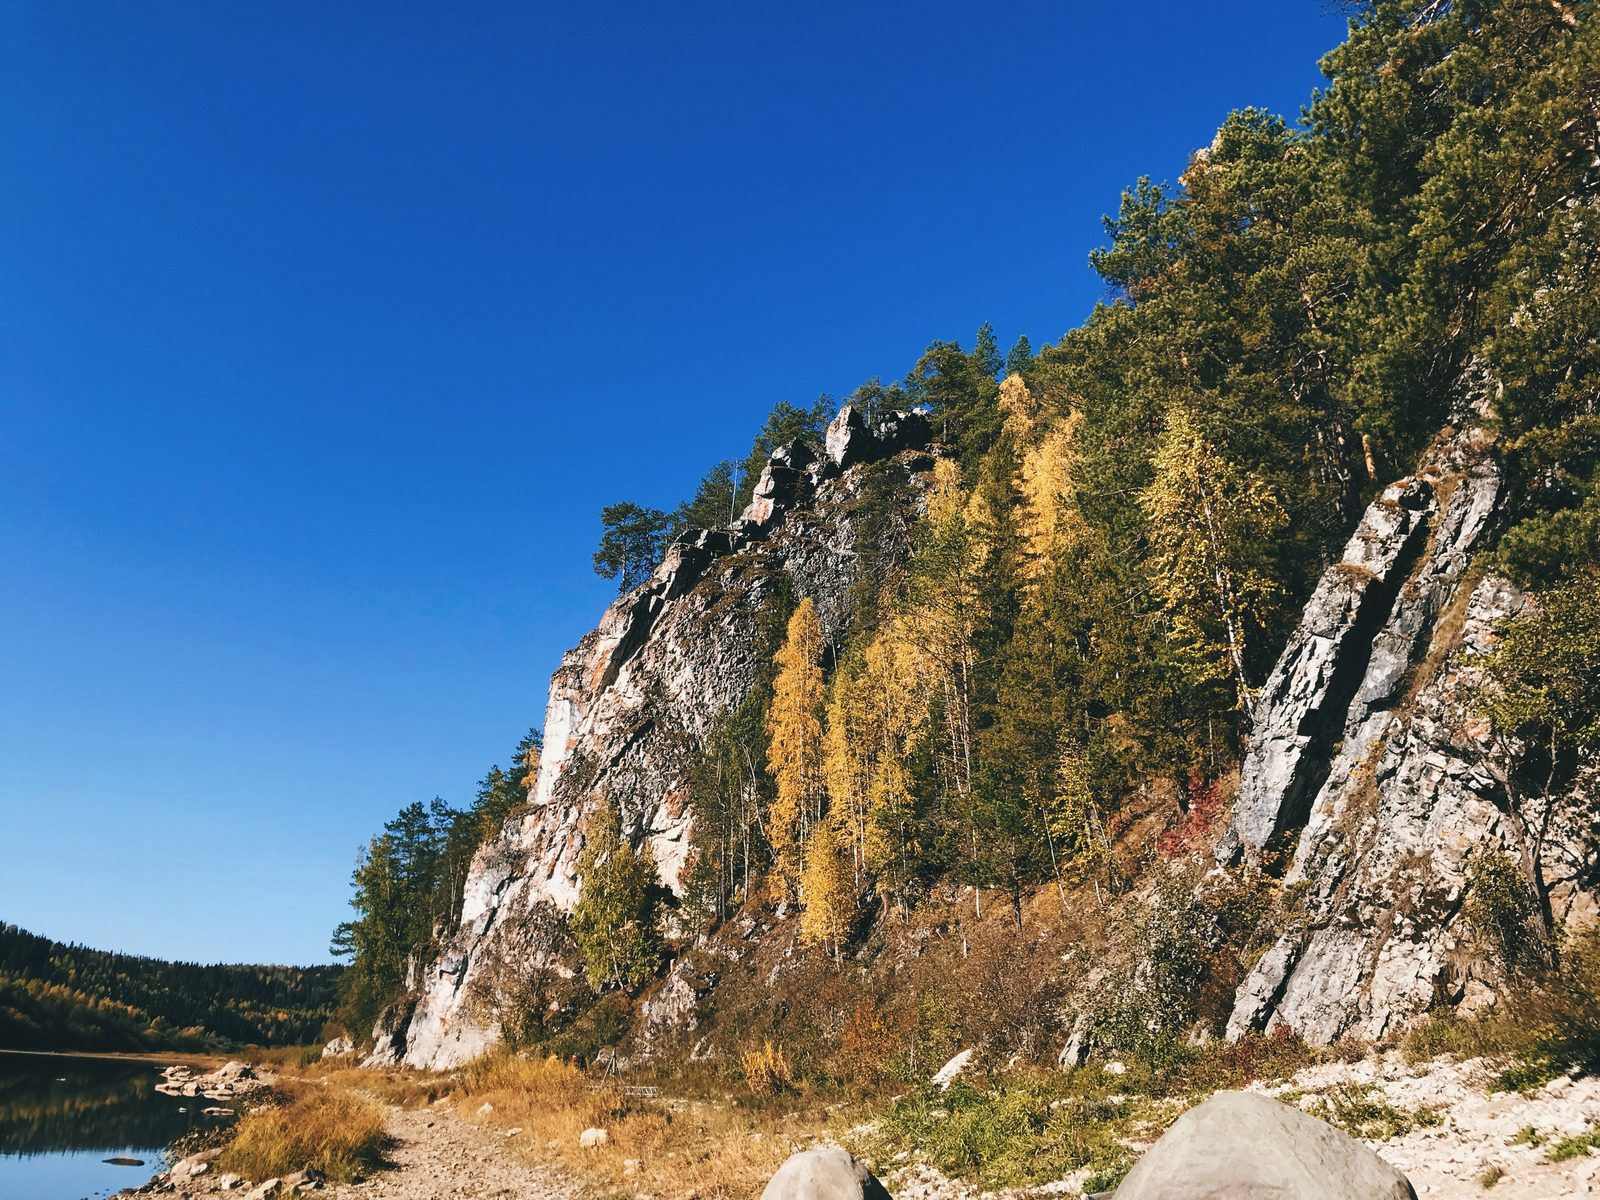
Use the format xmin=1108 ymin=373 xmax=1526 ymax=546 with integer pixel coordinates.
xmin=336 ymin=0 xmax=1599 ymax=1049
xmin=0 ymin=923 xmax=341 ymax=1052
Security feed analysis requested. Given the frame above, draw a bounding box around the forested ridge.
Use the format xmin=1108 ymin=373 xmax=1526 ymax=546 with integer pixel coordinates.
xmin=0 ymin=923 xmax=340 ymax=1052
xmin=339 ymin=0 xmax=1599 ymax=1056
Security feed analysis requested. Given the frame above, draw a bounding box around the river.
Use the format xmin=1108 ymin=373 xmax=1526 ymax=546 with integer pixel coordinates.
xmin=0 ymin=1050 xmax=234 ymax=1200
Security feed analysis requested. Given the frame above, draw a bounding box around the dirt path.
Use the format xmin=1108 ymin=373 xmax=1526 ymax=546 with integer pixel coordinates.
xmin=329 ymin=1102 xmax=583 ymax=1200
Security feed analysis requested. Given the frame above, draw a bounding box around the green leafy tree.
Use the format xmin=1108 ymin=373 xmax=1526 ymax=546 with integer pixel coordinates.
xmin=571 ymin=799 xmax=664 ymax=991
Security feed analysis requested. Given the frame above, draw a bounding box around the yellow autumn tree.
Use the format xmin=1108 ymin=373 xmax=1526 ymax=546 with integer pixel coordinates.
xmin=822 ymin=654 xmax=873 ymax=883
xmin=799 ymin=811 xmax=852 ymax=955
xmin=822 ymin=620 xmax=929 ymax=902
xmin=1016 ymin=409 xmax=1085 ymax=579
xmin=1140 ymin=405 xmax=1287 ymax=722
xmin=765 ymin=597 xmax=826 ymax=892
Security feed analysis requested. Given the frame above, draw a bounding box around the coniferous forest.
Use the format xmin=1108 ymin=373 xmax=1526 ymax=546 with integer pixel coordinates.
xmin=0 ymin=923 xmax=340 ymax=1052
xmin=337 ymin=0 xmax=1598 ymax=1056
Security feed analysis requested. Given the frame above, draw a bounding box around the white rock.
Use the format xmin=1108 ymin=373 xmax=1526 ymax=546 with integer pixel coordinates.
xmin=931 ymin=1049 xmax=973 ymax=1090
xmin=580 ymin=1127 xmax=609 ymax=1149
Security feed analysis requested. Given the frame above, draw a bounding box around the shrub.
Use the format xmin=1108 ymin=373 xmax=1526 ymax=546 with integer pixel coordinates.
xmin=544 ymin=991 xmax=633 ymax=1065
xmin=1465 ymin=852 xmax=1550 ymax=977
xmin=875 ymin=1075 xmax=1143 ymax=1190
xmin=217 ymin=1086 xmax=388 ymax=1183
xmin=740 ymin=1040 xmax=795 ymax=1097
xmin=1479 ymin=923 xmax=1600 ymax=1090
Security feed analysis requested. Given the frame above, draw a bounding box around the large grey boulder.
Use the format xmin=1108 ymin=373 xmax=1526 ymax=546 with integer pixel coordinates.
xmin=1115 ymin=1092 xmax=1415 ymax=1200
xmin=760 ymin=1146 xmax=893 ymax=1200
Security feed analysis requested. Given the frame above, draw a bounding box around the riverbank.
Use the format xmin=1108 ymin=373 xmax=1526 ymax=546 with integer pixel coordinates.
xmin=133 ymin=1049 xmax=1600 ymax=1200
xmin=0 ymin=1046 xmax=229 ymax=1068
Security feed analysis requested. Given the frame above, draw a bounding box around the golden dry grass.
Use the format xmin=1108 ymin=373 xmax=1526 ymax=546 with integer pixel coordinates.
xmin=455 ymin=1051 xmax=838 ymax=1200
xmin=216 ymin=1083 xmax=389 ymax=1183
xmin=307 ymin=1061 xmax=448 ymax=1107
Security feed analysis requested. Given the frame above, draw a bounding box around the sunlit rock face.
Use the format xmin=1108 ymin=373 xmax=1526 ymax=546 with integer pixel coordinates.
xmin=369 ymin=407 xmax=937 ymax=1069
xmin=1220 ymin=424 xmax=1572 ymax=1045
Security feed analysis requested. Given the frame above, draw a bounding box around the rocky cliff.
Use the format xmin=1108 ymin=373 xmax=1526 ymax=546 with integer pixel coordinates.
xmin=369 ymin=406 xmax=938 ymax=1069
xmin=371 ymin=403 xmax=1591 ymax=1069
xmin=1217 ymin=422 xmax=1586 ymax=1045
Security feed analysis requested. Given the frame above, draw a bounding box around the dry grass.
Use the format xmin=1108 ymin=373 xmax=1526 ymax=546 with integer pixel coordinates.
xmin=246 ymin=1044 xmax=325 ymax=1071
xmin=308 ymin=1061 xmax=449 ymax=1107
xmin=455 ymin=1051 xmax=837 ymax=1200
xmin=217 ymin=1083 xmax=389 ymax=1183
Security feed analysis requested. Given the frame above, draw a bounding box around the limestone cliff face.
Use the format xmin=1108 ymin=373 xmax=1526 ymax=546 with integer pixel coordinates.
xmin=369 ymin=407 xmax=937 ymax=1069
xmin=1219 ymin=424 xmax=1552 ymax=1044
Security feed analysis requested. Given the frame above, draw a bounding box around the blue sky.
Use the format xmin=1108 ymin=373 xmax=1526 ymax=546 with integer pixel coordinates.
xmin=0 ymin=2 xmax=1350 ymax=965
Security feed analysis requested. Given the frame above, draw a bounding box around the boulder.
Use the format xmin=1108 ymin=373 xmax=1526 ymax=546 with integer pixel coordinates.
xmin=580 ymin=1126 xmax=609 ymax=1149
xmin=1114 ymin=1091 xmax=1415 ymax=1200
xmin=170 ymin=1150 xmax=222 ymax=1181
xmin=760 ymin=1146 xmax=893 ymax=1200
xmin=321 ymin=1035 xmax=355 ymax=1059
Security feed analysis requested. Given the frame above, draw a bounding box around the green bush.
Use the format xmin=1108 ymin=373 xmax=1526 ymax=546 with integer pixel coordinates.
xmin=876 ymin=1075 xmax=1147 ymax=1189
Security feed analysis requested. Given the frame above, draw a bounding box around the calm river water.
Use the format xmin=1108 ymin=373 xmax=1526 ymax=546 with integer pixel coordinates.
xmin=0 ymin=1051 xmax=233 ymax=1200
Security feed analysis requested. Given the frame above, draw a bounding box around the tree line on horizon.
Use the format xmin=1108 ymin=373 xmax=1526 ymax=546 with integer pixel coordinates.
xmin=0 ymin=923 xmax=341 ymax=1052
xmin=337 ymin=0 xmax=1599 ymax=1044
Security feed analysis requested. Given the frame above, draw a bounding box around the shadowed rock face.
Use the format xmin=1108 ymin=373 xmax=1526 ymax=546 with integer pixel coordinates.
xmin=1222 ymin=426 xmax=1541 ymax=1045
xmin=370 ymin=407 xmax=938 ymax=1069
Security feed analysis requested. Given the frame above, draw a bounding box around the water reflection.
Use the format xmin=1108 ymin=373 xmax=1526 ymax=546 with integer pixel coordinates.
xmin=0 ymin=1051 xmax=234 ymax=1199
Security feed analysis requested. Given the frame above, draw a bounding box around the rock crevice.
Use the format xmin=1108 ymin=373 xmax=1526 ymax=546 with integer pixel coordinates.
xmin=1222 ymin=427 xmax=1533 ymax=1044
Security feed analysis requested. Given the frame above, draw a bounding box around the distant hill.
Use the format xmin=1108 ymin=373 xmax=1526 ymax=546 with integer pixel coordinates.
xmin=0 ymin=922 xmax=341 ymax=1052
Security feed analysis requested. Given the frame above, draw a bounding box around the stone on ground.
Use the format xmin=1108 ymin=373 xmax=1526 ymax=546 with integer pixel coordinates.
xmin=1114 ymin=1091 xmax=1415 ymax=1200
xmin=931 ymin=1049 xmax=973 ymax=1091
xmin=761 ymin=1145 xmax=893 ymax=1200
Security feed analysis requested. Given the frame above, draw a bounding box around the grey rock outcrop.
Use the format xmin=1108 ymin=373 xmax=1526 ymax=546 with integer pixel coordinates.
xmin=1113 ymin=1091 xmax=1415 ymax=1200
xmin=760 ymin=1146 xmax=894 ymax=1200
xmin=1220 ymin=426 xmax=1563 ymax=1044
xmin=371 ymin=406 xmax=938 ymax=1069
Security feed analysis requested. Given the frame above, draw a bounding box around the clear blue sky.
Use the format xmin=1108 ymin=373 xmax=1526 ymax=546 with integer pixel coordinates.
xmin=0 ymin=2 xmax=1350 ymax=966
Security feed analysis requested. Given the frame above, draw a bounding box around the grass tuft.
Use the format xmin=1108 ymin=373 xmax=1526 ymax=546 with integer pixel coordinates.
xmin=1305 ymin=1084 xmax=1442 ymax=1141
xmin=1547 ymin=1127 xmax=1600 ymax=1162
xmin=217 ymin=1085 xmax=389 ymax=1183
